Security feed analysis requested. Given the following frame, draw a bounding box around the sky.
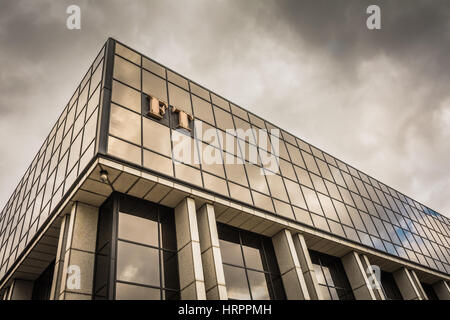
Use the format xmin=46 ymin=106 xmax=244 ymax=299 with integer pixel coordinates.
xmin=0 ymin=0 xmax=449 ymax=218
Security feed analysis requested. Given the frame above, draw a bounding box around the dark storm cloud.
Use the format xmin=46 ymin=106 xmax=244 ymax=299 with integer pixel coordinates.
xmin=0 ymin=0 xmax=449 ymax=217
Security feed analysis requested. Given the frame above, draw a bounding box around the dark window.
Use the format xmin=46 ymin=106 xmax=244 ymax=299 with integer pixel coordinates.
xmin=380 ymin=271 xmax=403 ymax=300
xmin=94 ymin=193 xmax=179 ymax=300
xmin=309 ymin=250 xmax=354 ymax=300
xmin=31 ymin=260 xmax=55 ymax=300
xmin=217 ymin=223 xmax=285 ymax=300
xmin=421 ymin=282 xmax=438 ymax=300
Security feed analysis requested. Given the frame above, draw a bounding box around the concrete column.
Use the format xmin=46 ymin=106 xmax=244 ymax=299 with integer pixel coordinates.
xmin=291 ymin=233 xmax=322 ymax=300
xmin=197 ymin=203 xmax=227 ymax=300
xmin=409 ymin=269 xmax=428 ymax=300
xmin=272 ymin=229 xmax=310 ymax=300
xmin=9 ymin=279 xmax=34 ymax=300
xmin=360 ymin=254 xmax=385 ymax=300
xmin=6 ymin=285 xmax=13 ymax=300
xmin=57 ymin=202 xmax=99 ymax=300
xmin=175 ymin=197 xmax=206 ymax=300
xmin=50 ymin=214 xmax=71 ymax=300
xmin=2 ymin=287 xmax=9 ymax=300
xmin=432 ymin=280 xmax=450 ymax=300
xmin=1 ymin=288 xmax=7 ymax=300
xmin=393 ymin=267 xmax=423 ymax=300
xmin=341 ymin=251 xmax=376 ymax=300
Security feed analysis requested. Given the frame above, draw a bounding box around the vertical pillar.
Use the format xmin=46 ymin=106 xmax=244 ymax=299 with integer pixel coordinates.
xmin=359 ymin=254 xmax=385 ymax=300
xmin=409 ymin=269 xmax=428 ymax=300
xmin=393 ymin=267 xmax=424 ymax=300
xmin=197 ymin=204 xmax=227 ymax=300
xmin=1 ymin=288 xmax=7 ymax=300
xmin=432 ymin=280 xmax=450 ymax=300
xmin=175 ymin=197 xmax=206 ymax=300
xmin=57 ymin=202 xmax=99 ymax=300
xmin=291 ymin=233 xmax=322 ymax=300
xmin=272 ymin=229 xmax=310 ymax=300
xmin=50 ymin=214 xmax=71 ymax=300
xmin=8 ymin=279 xmax=34 ymax=300
xmin=341 ymin=251 xmax=376 ymax=300
xmin=2 ymin=287 xmax=9 ymax=300
xmin=6 ymin=285 xmax=13 ymax=300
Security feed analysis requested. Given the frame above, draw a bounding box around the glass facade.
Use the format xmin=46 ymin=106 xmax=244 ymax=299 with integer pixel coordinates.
xmin=94 ymin=193 xmax=179 ymax=300
xmin=104 ymin=39 xmax=450 ymax=276
xmin=309 ymin=250 xmax=354 ymax=300
xmin=217 ymin=223 xmax=285 ymax=300
xmin=0 ymin=44 xmax=105 ymax=282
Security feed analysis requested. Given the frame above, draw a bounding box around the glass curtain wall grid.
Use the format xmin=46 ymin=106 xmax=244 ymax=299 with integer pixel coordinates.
xmin=0 ymin=43 xmax=106 ymax=282
xmin=94 ymin=193 xmax=179 ymax=300
xmin=102 ymin=39 xmax=450 ymax=276
xmin=309 ymin=250 xmax=354 ymax=300
xmin=217 ymin=223 xmax=285 ymax=300
xmin=1 ymin=38 xmax=449 ymax=287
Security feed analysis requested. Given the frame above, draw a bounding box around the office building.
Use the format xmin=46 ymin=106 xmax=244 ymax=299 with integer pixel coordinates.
xmin=0 ymin=38 xmax=449 ymax=300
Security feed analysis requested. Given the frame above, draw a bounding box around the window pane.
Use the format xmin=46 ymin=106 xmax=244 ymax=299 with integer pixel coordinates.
xmin=168 ymin=83 xmax=192 ymax=114
xmin=214 ymin=107 xmax=234 ymax=131
xmin=283 ymin=179 xmax=306 ymax=209
xmin=143 ymin=118 xmax=171 ymax=157
xmin=266 ymin=174 xmax=289 ymax=202
xmin=143 ymin=57 xmax=166 ymax=78
xmin=110 ymin=104 xmax=141 ymax=145
xmin=116 ymin=283 xmax=160 ymax=300
xmin=311 ymin=214 xmax=330 ymax=232
xmin=295 ymin=166 xmax=313 ymax=188
xmin=225 ymin=163 xmax=248 ymax=187
xmin=143 ymin=70 xmax=167 ymax=102
xmin=223 ymin=265 xmax=250 ymax=300
xmin=219 ymin=239 xmax=244 ymax=267
xmin=211 ymin=93 xmax=230 ymax=111
xmin=192 ymin=95 xmax=214 ymax=125
xmin=245 ymin=164 xmax=269 ymax=194
xmin=318 ymin=193 xmax=338 ymax=221
xmin=228 ymin=182 xmax=253 ymax=205
xmin=118 ymin=212 xmax=158 ymax=246
xmin=108 ymin=136 xmax=141 ymax=165
xmin=167 ymin=70 xmax=189 ymax=90
xmin=302 ymin=186 xmax=323 ymax=215
xmin=203 ymin=173 xmax=229 ymax=197
xmin=242 ymin=246 xmax=264 ymax=271
xmin=190 ymin=82 xmax=210 ymax=101
xmin=114 ymin=55 xmax=140 ymax=90
xmin=111 ymin=80 xmax=141 ymax=113
xmin=172 ymin=131 xmax=199 ymax=167
xmin=252 ymin=191 xmax=275 ymax=211
xmin=117 ymin=241 xmax=160 ymax=286
xmin=174 ymin=163 xmax=203 ymax=187
xmin=247 ymin=270 xmax=270 ymax=300
xmin=143 ymin=149 xmax=173 ymax=177
xmin=161 ymin=251 xmax=179 ymax=290
xmin=115 ymin=43 xmax=141 ymax=65
xmin=319 ymin=285 xmax=331 ymax=300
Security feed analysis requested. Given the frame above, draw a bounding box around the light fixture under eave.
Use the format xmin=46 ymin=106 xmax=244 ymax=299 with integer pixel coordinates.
xmin=99 ymin=170 xmax=109 ymax=184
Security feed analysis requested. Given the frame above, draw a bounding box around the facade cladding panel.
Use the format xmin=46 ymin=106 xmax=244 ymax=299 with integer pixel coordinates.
xmin=0 ymin=44 xmax=106 ymax=282
xmin=0 ymin=38 xmax=449 ymax=295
